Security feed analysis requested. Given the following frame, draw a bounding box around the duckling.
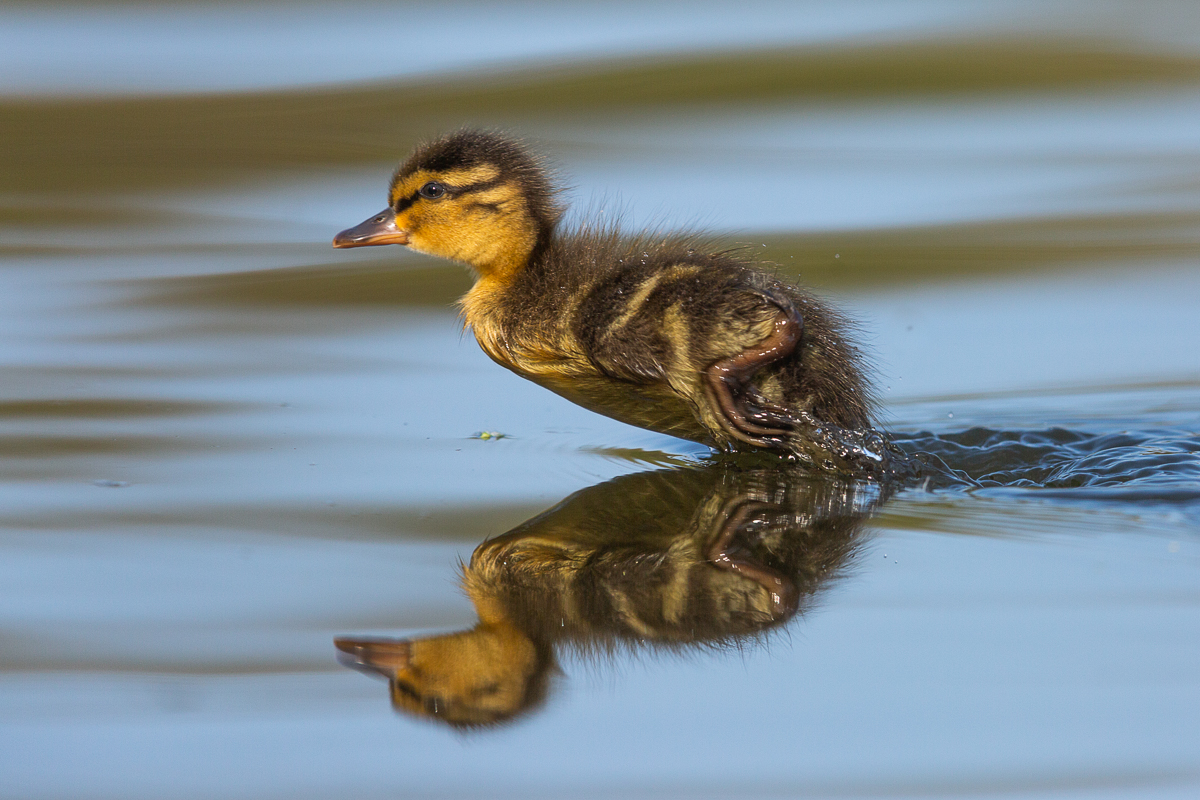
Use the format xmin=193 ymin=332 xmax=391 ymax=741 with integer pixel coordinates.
xmin=333 ymin=130 xmax=880 ymax=470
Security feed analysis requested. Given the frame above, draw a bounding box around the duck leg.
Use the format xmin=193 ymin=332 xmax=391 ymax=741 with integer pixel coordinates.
xmin=703 ymin=306 xmax=803 ymax=449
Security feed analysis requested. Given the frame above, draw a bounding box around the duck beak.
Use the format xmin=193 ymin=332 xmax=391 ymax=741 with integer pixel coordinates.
xmin=332 ymin=209 xmax=410 ymax=248
xmin=334 ymin=637 xmax=412 ymax=678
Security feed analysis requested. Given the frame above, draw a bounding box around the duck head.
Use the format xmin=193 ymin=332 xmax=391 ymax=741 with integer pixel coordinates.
xmin=333 ymin=130 xmax=561 ymax=282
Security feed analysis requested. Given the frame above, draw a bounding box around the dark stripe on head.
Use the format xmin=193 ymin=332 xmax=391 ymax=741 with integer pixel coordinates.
xmin=390 ymin=129 xmax=562 ymax=228
xmin=393 ymin=177 xmax=506 ymax=212
xmin=453 ymin=177 xmax=503 ymax=195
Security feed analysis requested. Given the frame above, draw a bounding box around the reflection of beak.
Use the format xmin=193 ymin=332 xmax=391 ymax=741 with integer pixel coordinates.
xmin=332 ymin=210 xmax=410 ymax=248
xmin=334 ymin=637 xmax=411 ymax=678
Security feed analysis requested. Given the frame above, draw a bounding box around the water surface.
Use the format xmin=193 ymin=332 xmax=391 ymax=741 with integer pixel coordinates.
xmin=2 ymin=2 xmax=1198 ymax=798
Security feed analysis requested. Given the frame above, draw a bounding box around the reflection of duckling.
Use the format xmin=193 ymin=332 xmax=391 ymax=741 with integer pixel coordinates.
xmin=334 ymin=130 xmax=880 ymax=470
xmin=335 ymin=466 xmax=881 ymax=728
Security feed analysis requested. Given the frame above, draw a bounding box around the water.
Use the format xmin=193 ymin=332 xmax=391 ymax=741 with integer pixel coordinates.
xmin=2 ymin=2 xmax=1199 ymax=798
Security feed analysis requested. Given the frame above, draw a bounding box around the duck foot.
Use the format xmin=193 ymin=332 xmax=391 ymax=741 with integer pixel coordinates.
xmin=703 ymin=306 xmax=804 ymax=449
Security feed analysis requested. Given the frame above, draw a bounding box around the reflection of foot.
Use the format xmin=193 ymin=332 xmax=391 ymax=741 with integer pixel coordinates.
xmin=706 ymin=498 xmax=800 ymax=617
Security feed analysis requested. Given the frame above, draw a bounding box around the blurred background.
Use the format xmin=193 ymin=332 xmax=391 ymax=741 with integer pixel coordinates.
xmin=2 ymin=1 xmax=1199 ymax=798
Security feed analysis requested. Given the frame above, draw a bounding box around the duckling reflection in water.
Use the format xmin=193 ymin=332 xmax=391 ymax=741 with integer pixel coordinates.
xmin=335 ymin=466 xmax=883 ymax=728
xmin=333 ymin=130 xmax=896 ymax=474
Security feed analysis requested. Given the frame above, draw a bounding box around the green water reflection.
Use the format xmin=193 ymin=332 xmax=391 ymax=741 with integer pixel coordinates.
xmin=8 ymin=38 xmax=1200 ymax=191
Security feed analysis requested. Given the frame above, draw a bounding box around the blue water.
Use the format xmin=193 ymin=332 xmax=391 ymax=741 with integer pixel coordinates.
xmin=2 ymin=1 xmax=1199 ymax=798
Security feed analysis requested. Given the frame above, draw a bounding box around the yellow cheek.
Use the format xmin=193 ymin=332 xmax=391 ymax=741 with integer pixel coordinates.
xmin=394 ymin=209 xmax=419 ymax=232
xmin=399 ymin=201 xmax=466 ymax=231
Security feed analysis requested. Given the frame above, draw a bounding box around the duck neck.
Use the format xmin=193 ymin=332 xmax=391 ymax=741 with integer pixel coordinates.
xmin=465 ymin=206 xmax=551 ymax=281
xmin=462 ymin=224 xmax=552 ymax=331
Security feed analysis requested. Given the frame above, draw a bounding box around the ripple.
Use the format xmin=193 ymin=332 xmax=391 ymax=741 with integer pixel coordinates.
xmin=901 ymin=425 xmax=1200 ymax=487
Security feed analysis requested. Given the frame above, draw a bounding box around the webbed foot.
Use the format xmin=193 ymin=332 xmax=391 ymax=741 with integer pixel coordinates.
xmin=703 ymin=306 xmax=804 ymax=449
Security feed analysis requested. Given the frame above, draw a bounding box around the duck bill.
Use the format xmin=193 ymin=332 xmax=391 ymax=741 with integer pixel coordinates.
xmin=334 ymin=637 xmax=412 ymax=678
xmin=332 ymin=210 xmax=410 ymax=248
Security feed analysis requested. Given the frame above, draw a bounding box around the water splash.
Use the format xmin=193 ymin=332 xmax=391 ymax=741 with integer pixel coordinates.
xmin=891 ymin=423 xmax=1200 ymax=527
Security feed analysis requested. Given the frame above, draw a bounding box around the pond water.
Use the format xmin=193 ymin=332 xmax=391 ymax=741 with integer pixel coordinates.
xmin=2 ymin=2 xmax=1199 ymax=798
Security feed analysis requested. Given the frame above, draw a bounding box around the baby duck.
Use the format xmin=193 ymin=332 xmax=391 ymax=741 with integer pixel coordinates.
xmin=334 ymin=130 xmax=880 ymax=470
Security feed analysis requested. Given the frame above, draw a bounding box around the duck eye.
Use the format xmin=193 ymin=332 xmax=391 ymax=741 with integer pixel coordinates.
xmin=418 ymin=182 xmax=446 ymax=199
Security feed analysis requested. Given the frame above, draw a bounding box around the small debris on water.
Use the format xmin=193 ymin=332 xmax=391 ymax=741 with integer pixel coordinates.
xmin=473 ymin=431 xmax=508 ymax=440
xmin=93 ymin=479 xmax=129 ymax=488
